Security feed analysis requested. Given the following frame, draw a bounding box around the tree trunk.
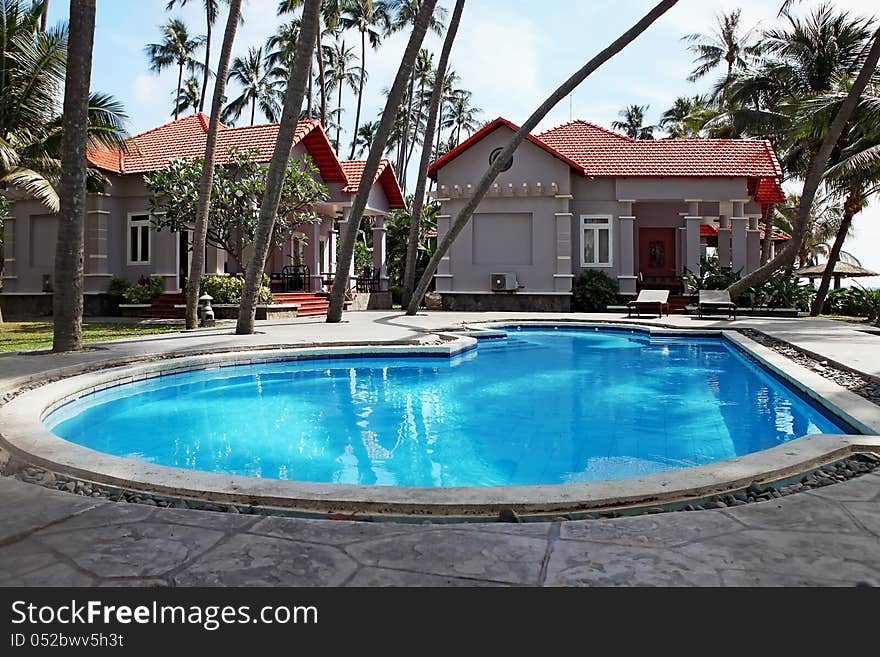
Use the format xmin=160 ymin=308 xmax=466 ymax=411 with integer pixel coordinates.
xmin=407 ymin=0 xmax=680 ymax=315
xmin=316 ymin=28 xmax=327 ymax=126
xmin=760 ymin=209 xmax=773 ymax=266
xmin=250 ymin=95 xmax=256 ymax=126
xmin=810 ymin=190 xmax=859 ymax=317
xmin=399 ymin=70 xmax=418 ymax=189
xmin=326 ymin=0 xmax=439 ymax=323
xmin=176 ymin=60 xmax=184 ymax=120
xmin=727 ymin=28 xmax=880 ymax=299
xmin=40 ymin=0 xmax=49 ymax=33
xmin=236 ymin=0 xmax=320 ymax=335
xmin=336 ymin=71 xmax=343 ymax=151
xmin=199 ymin=15 xmax=211 ymax=113
xmin=402 ymin=0 xmax=464 ymax=308
xmin=307 ymin=55 xmax=314 ymax=116
xmin=185 ymin=0 xmax=242 ymax=330
xmin=348 ymin=29 xmax=367 ymax=159
xmin=52 ymin=0 xmax=95 ymax=353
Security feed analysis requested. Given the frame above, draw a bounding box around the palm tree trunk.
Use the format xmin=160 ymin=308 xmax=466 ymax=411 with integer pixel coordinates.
xmin=727 ymin=28 xmax=880 ymax=299
xmin=810 ymin=190 xmax=859 ymax=317
xmin=307 ymin=55 xmax=314 ymax=116
xmin=402 ymin=0 xmax=464 ymax=308
xmin=316 ymin=28 xmax=327 ymax=126
xmin=250 ymin=95 xmax=256 ymax=126
xmin=186 ymin=0 xmax=242 ymax=330
xmin=336 ymin=73 xmax=343 ymax=151
xmin=399 ymin=71 xmax=417 ymax=189
xmin=176 ymin=60 xmax=184 ymax=120
xmin=198 ymin=14 xmax=211 ymax=113
xmin=407 ymin=0 xmax=680 ymax=316
xmin=52 ymin=0 xmax=95 ymax=353
xmin=236 ymin=0 xmax=320 ymax=335
xmin=40 ymin=0 xmax=49 ymax=33
xmin=348 ymin=29 xmax=367 ymax=159
xmin=327 ymin=0 xmax=439 ymax=323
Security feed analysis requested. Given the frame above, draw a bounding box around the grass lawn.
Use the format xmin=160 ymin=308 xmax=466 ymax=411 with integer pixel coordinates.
xmin=0 ymin=321 xmax=183 ymax=353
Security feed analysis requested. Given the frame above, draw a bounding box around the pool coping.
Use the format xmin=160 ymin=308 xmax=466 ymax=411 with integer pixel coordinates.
xmin=1 ymin=323 xmax=879 ymax=520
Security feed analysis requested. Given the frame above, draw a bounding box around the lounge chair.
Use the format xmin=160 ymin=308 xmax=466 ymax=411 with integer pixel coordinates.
xmin=627 ymin=290 xmax=669 ymax=317
xmin=698 ymin=289 xmax=737 ymax=320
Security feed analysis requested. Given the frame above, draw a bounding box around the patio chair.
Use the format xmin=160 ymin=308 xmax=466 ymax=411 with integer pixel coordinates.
xmin=697 ymin=289 xmax=737 ymax=320
xmin=627 ymin=289 xmax=669 ymax=317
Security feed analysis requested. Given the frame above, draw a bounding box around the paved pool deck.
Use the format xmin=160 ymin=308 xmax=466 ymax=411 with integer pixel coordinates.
xmin=1 ymin=311 xmax=879 ymax=586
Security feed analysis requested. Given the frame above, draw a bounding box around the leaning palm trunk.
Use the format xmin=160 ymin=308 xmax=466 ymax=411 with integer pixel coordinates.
xmin=199 ymin=13 xmax=211 ymax=114
xmin=326 ymin=0 xmax=439 ymax=323
xmin=402 ymin=0 xmax=465 ymax=308
xmin=760 ymin=213 xmax=773 ymax=265
xmin=235 ymin=0 xmax=321 ymax=335
xmin=406 ymin=0 xmax=679 ymax=315
xmin=810 ymin=189 xmax=860 ymax=316
xmin=185 ymin=0 xmax=243 ymax=330
xmin=727 ymin=28 xmax=880 ymax=299
xmin=52 ymin=0 xmax=96 ymax=352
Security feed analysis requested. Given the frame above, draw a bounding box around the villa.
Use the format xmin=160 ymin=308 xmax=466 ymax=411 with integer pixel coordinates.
xmin=427 ymin=118 xmax=788 ymax=311
xmin=0 ymin=113 xmax=405 ymax=317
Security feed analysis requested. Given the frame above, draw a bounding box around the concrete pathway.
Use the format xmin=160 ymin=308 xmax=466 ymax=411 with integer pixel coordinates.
xmin=1 ymin=311 xmax=879 ymax=586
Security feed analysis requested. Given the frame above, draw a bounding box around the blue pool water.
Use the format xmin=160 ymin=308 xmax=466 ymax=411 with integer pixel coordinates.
xmin=45 ymin=328 xmax=854 ymax=487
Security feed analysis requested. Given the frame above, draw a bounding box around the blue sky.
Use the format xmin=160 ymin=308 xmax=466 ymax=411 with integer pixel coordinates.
xmin=47 ymin=0 xmax=880 ymax=284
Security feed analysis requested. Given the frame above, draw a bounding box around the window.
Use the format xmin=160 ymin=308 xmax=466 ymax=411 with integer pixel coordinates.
xmin=581 ymin=215 xmax=612 ymax=267
xmin=128 ymin=213 xmax=151 ymax=264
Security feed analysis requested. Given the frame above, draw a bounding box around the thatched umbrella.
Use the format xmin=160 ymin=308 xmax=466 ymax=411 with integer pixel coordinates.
xmin=796 ymin=262 xmax=879 ymax=289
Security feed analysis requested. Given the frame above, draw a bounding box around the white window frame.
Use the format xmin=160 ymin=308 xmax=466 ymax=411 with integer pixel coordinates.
xmin=580 ymin=214 xmax=613 ymax=267
xmin=127 ymin=212 xmax=152 ymax=265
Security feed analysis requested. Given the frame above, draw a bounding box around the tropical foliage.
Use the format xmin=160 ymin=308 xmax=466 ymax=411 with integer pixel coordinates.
xmin=200 ymin=273 xmax=273 ymax=304
xmin=144 ymin=148 xmax=328 ymax=269
xmin=571 ymin=270 xmax=619 ymax=312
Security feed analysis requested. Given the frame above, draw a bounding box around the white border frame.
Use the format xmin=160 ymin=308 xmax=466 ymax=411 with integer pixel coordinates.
xmin=580 ymin=214 xmax=613 ymax=268
xmin=126 ymin=212 xmax=152 ymax=266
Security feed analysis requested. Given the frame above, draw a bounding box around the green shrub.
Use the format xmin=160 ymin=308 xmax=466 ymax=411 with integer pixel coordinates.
xmin=827 ymin=287 xmax=880 ymax=322
xmin=572 ymin=270 xmax=619 ymax=312
xmin=120 ymin=275 xmax=164 ymax=304
xmin=107 ymin=276 xmax=130 ymax=299
xmin=742 ymin=272 xmax=814 ymax=311
xmin=684 ymin=256 xmax=740 ymax=291
xmin=200 ymin=274 xmax=273 ymax=304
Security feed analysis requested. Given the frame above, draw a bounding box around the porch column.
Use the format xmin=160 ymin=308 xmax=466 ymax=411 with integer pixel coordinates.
xmin=435 ymin=213 xmax=453 ymax=292
xmin=617 ymin=212 xmax=636 ymax=296
xmin=372 ymin=214 xmax=388 ymax=291
xmin=684 ymin=214 xmax=702 ymax=279
xmin=731 ymin=200 xmax=748 ymax=274
xmin=328 ymin=225 xmax=338 ymax=276
xmin=746 ymin=215 xmax=761 ymax=274
xmin=717 ymin=214 xmax=731 ymax=268
xmin=1 ymin=210 xmax=15 ymax=285
xmin=554 ymin=212 xmax=573 ymax=293
xmin=308 ymin=220 xmax=322 ymax=292
xmin=337 ymin=208 xmax=356 ymax=288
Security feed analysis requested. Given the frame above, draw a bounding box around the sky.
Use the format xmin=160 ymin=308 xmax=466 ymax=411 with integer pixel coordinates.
xmin=46 ymin=0 xmax=880 ymax=287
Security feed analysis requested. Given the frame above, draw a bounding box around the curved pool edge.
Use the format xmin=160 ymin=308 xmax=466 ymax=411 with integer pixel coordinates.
xmin=2 ymin=326 xmax=879 ymax=520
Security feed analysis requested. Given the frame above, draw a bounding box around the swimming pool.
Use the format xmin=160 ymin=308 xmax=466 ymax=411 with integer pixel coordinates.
xmin=44 ymin=328 xmax=854 ymax=487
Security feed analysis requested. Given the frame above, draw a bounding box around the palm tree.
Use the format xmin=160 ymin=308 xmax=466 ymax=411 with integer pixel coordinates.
xmin=166 ymin=0 xmax=237 ymax=113
xmin=435 ymin=68 xmax=461 ymax=155
xmin=774 ymin=192 xmax=848 ymax=269
xmin=145 ymin=18 xmax=206 ymax=120
xmin=0 ymin=1 xmax=128 ymax=212
xmin=401 ymin=47 xmax=434 ymax=185
xmin=327 ymin=0 xmax=440 ymax=322
xmin=237 ymin=0 xmax=321 ymax=335
xmin=611 ymin=104 xmax=657 ymax=139
xmin=447 ymin=89 xmax=481 ymax=146
xmin=53 ymin=0 xmax=96 ymax=353
xmin=402 ymin=0 xmax=464 ymax=307
xmin=222 ymin=46 xmax=283 ymax=125
xmin=38 ymin=0 xmax=47 ymax=33
xmin=683 ymin=9 xmax=757 ymax=105
xmin=406 ymin=1 xmax=681 ymax=315
xmin=659 ymin=95 xmax=711 ymax=137
xmin=385 ymin=0 xmax=445 ymax=179
xmin=185 ymin=0 xmax=243 ymax=330
xmin=353 ymin=120 xmax=378 ymax=156
xmin=340 ymin=0 xmax=388 ymax=159
xmin=174 ymin=76 xmax=201 ymax=115
xmin=323 ymin=39 xmax=361 ymax=151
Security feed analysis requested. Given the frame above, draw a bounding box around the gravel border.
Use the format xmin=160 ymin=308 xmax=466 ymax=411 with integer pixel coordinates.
xmin=739 ymin=328 xmax=880 ymax=406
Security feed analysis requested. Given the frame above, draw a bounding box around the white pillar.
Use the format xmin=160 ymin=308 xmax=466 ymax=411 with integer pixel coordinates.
xmin=328 ymin=227 xmax=338 ymax=276
xmin=435 ymin=213 xmax=453 ymax=292
xmin=731 ymin=200 xmax=748 ymax=274
xmin=717 ymin=214 xmax=731 ymax=269
xmin=308 ymin=221 xmax=322 ymax=292
xmin=553 ymin=212 xmax=573 ymax=293
xmin=372 ymin=214 xmax=388 ymax=291
xmin=617 ymin=215 xmax=637 ymax=296
xmin=684 ymin=215 xmax=702 ymax=278
xmin=746 ymin=215 xmax=761 ymax=274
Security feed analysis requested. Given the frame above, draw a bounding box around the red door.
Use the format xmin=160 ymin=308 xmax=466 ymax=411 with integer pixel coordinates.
xmin=639 ymin=228 xmax=676 ymax=278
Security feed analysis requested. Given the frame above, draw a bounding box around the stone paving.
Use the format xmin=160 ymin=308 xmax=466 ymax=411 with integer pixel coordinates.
xmin=1 ymin=311 xmax=879 ymax=586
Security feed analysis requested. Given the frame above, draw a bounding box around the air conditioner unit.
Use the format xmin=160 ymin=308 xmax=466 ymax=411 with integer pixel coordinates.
xmin=490 ymin=272 xmax=518 ymax=292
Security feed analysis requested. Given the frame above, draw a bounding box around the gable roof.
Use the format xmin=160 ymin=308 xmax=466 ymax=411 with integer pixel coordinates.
xmin=87 ymin=113 xmax=347 ymax=184
xmin=340 ymin=159 xmax=406 ymax=209
xmin=428 ymin=117 xmax=785 ymax=204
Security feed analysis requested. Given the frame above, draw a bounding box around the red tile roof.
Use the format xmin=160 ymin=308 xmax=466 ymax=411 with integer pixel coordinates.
xmin=428 ymin=117 xmax=785 ymax=205
xmin=87 ymin=113 xmax=348 ymax=184
xmin=340 ymin=159 xmax=406 ymax=209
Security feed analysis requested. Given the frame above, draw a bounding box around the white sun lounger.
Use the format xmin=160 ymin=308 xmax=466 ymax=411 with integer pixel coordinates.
xmin=627 ymin=290 xmax=669 ymax=317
